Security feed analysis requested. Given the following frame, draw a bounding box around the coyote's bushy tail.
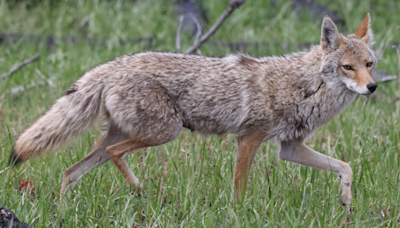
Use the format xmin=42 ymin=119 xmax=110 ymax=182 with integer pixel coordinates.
xmin=9 ymin=71 xmax=105 ymax=166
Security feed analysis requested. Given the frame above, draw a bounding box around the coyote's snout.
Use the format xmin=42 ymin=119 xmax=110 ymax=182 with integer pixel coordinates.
xmin=9 ymin=13 xmax=377 ymax=208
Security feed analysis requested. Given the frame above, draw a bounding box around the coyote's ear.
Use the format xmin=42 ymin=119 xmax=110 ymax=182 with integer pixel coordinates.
xmin=321 ymin=16 xmax=345 ymax=51
xmin=355 ymin=13 xmax=374 ymax=46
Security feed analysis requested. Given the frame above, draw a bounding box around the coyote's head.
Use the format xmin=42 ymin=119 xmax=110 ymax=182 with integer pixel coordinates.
xmin=320 ymin=13 xmax=378 ymax=95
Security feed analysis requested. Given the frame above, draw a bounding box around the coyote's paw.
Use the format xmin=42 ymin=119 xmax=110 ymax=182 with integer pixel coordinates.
xmin=340 ymin=176 xmax=352 ymax=209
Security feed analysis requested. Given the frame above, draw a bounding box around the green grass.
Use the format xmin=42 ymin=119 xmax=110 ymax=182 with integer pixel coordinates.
xmin=1 ymin=0 xmax=400 ymax=227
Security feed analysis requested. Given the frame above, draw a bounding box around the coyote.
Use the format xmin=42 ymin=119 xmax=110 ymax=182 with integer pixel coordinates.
xmin=9 ymin=14 xmax=377 ymax=207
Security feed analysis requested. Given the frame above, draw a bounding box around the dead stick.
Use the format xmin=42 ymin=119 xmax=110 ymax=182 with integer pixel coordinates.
xmin=35 ymin=68 xmax=56 ymax=88
xmin=187 ymin=13 xmax=203 ymax=55
xmin=2 ymin=53 xmax=40 ymax=80
xmin=11 ymin=81 xmax=46 ymax=96
xmin=176 ymin=15 xmax=184 ymax=53
xmin=184 ymin=0 xmax=247 ymax=54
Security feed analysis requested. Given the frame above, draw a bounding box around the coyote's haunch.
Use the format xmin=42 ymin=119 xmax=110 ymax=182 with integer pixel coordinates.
xmin=10 ymin=14 xmax=377 ymax=208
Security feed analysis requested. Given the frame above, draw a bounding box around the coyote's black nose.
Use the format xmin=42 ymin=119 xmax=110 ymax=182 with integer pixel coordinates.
xmin=367 ymin=83 xmax=377 ymax=93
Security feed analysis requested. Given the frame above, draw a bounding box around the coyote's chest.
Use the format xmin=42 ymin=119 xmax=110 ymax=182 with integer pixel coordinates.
xmin=275 ymin=84 xmax=357 ymax=141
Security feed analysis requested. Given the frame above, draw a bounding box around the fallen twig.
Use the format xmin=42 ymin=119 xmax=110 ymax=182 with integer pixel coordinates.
xmin=371 ymin=69 xmax=397 ymax=83
xmin=176 ymin=15 xmax=184 ymax=53
xmin=2 ymin=53 xmax=40 ymax=80
xmin=11 ymin=81 xmax=46 ymax=96
xmin=380 ymin=75 xmax=397 ymax=83
xmin=187 ymin=13 xmax=203 ymax=55
xmin=35 ymin=68 xmax=56 ymax=88
xmin=184 ymin=0 xmax=247 ymax=54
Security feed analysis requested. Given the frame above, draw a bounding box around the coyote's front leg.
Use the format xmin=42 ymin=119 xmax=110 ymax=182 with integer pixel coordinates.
xmin=279 ymin=139 xmax=353 ymax=208
xmin=234 ymin=131 xmax=267 ymax=201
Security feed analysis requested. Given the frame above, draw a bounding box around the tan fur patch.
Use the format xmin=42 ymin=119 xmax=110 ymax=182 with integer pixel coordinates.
xmin=238 ymin=57 xmax=260 ymax=67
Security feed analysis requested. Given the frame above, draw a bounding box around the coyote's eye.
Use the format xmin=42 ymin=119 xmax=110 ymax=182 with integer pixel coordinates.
xmin=342 ymin=65 xmax=353 ymax=71
xmin=366 ymin=62 xmax=373 ymax=67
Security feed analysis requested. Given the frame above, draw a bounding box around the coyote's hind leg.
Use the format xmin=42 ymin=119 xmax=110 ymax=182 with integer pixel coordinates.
xmin=60 ymin=123 xmax=127 ymax=200
xmin=105 ymin=121 xmax=182 ymax=191
xmin=279 ymin=140 xmax=353 ymax=208
xmin=105 ymin=138 xmax=149 ymax=190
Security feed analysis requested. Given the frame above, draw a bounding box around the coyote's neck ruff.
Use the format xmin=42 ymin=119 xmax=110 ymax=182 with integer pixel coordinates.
xmin=10 ymin=14 xmax=377 ymax=208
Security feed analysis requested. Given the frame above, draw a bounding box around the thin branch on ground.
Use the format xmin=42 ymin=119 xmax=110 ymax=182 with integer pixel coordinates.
xmin=2 ymin=53 xmax=40 ymax=80
xmin=176 ymin=15 xmax=184 ymax=53
xmin=11 ymin=81 xmax=46 ymax=96
xmin=380 ymin=75 xmax=397 ymax=82
xmin=184 ymin=0 xmax=247 ymax=54
xmin=35 ymin=68 xmax=57 ymax=88
xmin=187 ymin=13 xmax=203 ymax=55
xmin=371 ymin=69 xmax=397 ymax=83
